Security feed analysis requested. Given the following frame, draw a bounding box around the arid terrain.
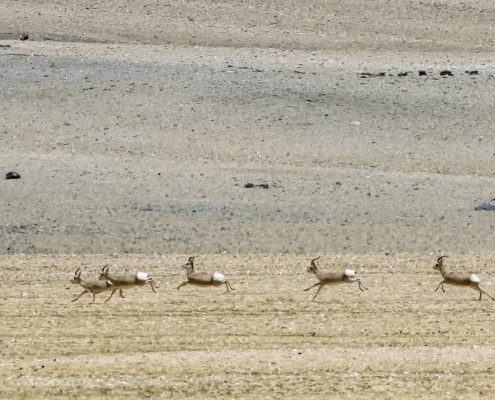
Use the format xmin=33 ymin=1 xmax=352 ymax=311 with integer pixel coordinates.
xmin=1 ymin=254 xmax=495 ymax=399
xmin=1 ymin=0 xmax=495 ymax=399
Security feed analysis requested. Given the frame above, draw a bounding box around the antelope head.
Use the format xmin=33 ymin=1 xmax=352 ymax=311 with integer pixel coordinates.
xmin=71 ymin=268 xmax=82 ymax=284
xmin=307 ymin=257 xmax=320 ymax=273
xmin=99 ymin=264 xmax=110 ymax=280
xmin=183 ymin=256 xmax=195 ymax=272
xmin=433 ymin=255 xmax=448 ymax=271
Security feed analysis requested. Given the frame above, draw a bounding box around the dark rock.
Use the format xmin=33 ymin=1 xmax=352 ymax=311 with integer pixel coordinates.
xmin=244 ymin=183 xmax=269 ymax=189
xmin=439 ymin=70 xmax=453 ymax=76
xmin=418 ymin=70 xmax=427 ymax=76
xmin=398 ymin=72 xmax=408 ymax=77
xmin=19 ymin=32 xmax=29 ymax=41
xmin=358 ymin=72 xmax=386 ymax=78
xmin=6 ymin=171 xmax=21 ymax=180
xmin=465 ymin=70 xmax=479 ymax=75
xmin=474 ymin=203 xmax=495 ymax=211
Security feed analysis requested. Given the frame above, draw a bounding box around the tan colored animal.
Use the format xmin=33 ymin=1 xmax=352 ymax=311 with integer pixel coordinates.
xmin=177 ymin=256 xmax=235 ymax=292
xmin=433 ymin=256 xmax=494 ymax=301
xmin=304 ymin=257 xmax=368 ymax=301
xmin=99 ymin=265 xmax=159 ymax=302
xmin=71 ymin=267 xmax=117 ymax=304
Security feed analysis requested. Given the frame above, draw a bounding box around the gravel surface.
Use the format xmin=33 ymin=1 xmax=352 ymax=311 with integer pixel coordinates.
xmin=1 ymin=39 xmax=494 ymax=254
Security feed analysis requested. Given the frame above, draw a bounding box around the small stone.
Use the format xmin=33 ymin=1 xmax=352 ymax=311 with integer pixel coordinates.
xmin=418 ymin=70 xmax=427 ymax=76
xmin=439 ymin=70 xmax=453 ymax=76
xmin=19 ymin=32 xmax=29 ymax=41
xmin=6 ymin=171 xmax=21 ymax=180
xmin=475 ymin=203 xmax=495 ymax=211
xmin=244 ymin=182 xmax=269 ymax=189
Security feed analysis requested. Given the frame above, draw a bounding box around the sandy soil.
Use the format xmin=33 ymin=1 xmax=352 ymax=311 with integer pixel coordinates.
xmin=1 ymin=1 xmax=495 ymax=399
xmin=1 ymin=254 xmax=495 ymax=399
xmin=1 ymin=39 xmax=495 ymax=254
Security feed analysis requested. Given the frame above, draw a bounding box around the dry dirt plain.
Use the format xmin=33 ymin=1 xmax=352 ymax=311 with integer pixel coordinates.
xmin=2 ymin=1 xmax=495 ymax=399
xmin=1 ymin=254 xmax=495 ymax=399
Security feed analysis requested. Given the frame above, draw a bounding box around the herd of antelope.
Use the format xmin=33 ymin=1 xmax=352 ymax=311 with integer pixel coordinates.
xmin=71 ymin=255 xmax=495 ymax=303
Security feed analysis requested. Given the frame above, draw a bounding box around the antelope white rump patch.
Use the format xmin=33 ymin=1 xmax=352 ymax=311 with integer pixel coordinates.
xmin=470 ymin=274 xmax=481 ymax=283
xmin=212 ymin=272 xmax=225 ymax=282
xmin=137 ymin=271 xmax=149 ymax=281
xmin=344 ymin=269 xmax=356 ymax=277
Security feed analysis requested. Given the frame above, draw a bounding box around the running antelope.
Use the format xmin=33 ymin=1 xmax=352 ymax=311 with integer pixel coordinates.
xmin=99 ymin=264 xmax=159 ymax=302
xmin=71 ymin=267 xmax=116 ymax=304
xmin=177 ymin=256 xmax=235 ymax=292
xmin=433 ymin=256 xmax=495 ymax=301
xmin=304 ymin=257 xmax=368 ymax=301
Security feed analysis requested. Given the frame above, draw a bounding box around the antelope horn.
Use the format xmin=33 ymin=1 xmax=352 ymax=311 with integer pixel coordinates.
xmin=311 ymin=256 xmax=320 ymax=264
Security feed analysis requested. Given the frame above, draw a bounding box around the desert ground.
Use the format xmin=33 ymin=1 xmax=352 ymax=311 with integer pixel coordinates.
xmin=1 ymin=254 xmax=495 ymax=399
xmin=1 ymin=0 xmax=495 ymax=399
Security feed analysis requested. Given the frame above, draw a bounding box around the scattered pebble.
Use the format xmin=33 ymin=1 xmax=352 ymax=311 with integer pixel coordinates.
xmin=357 ymin=70 xmax=463 ymax=79
xmin=6 ymin=171 xmax=21 ymax=180
xmin=358 ymin=72 xmax=386 ymax=78
xmin=19 ymin=32 xmax=29 ymax=41
xmin=244 ymin=183 xmax=269 ymax=189
xmin=474 ymin=203 xmax=495 ymax=211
